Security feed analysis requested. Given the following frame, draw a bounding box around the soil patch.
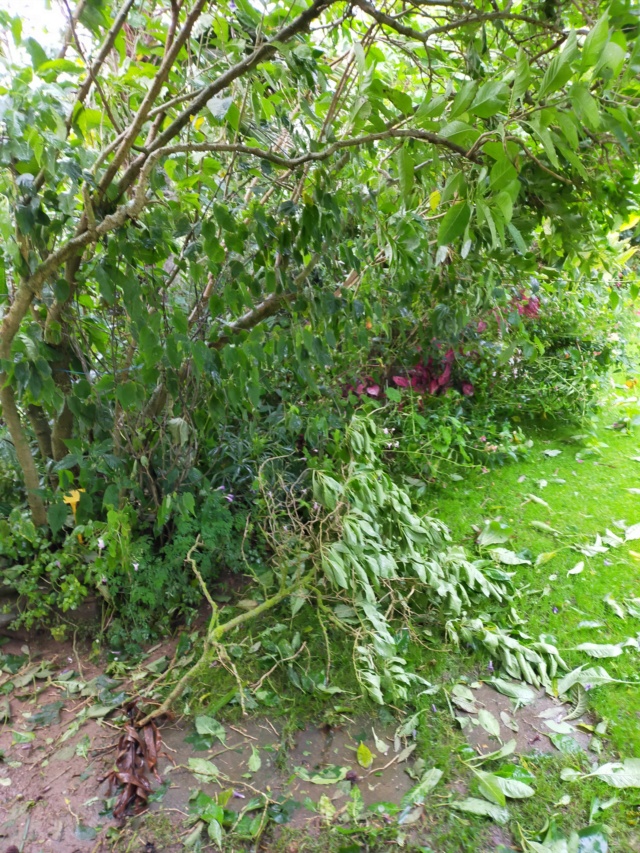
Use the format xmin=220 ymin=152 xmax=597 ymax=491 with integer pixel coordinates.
xmin=456 ymin=683 xmax=593 ymax=756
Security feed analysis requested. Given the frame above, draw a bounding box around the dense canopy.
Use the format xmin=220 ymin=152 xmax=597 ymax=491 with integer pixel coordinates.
xmin=0 ymin=0 xmax=639 ymax=655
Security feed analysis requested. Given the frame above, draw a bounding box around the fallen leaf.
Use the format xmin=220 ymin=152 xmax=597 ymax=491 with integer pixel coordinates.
xmin=248 ymin=746 xmax=261 ymax=773
xmin=478 ymin=709 xmax=501 ymax=738
xmin=356 ymin=742 xmax=374 ymax=769
xmin=294 ymin=765 xmax=348 ymax=785
xmin=450 ymin=797 xmax=510 ymax=824
xmin=625 ymin=523 xmax=640 ymax=541
xmin=371 ymin=728 xmax=390 ymax=756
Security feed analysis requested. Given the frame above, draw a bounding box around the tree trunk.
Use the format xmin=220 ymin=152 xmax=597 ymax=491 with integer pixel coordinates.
xmin=27 ymin=404 xmax=53 ymax=461
xmin=52 ymin=398 xmax=74 ymax=462
xmin=0 ymin=381 xmax=47 ymax=527
xmin=0 ymin=280 xmax=46 ymax=526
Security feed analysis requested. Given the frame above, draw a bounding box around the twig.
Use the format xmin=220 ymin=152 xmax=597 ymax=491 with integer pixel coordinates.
xmin=228 ymin=724 xmax=258 ymax=740
xmin=250 ymin=642 xmax=308 ymax=692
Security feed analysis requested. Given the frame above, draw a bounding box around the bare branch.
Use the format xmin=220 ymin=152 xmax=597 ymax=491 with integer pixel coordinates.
xmin=152 ymin=126 xmax=481 ymax=170
xmin=56 ymin=0 xmax=87 ymax=60
xmin=507 ymin=135 xmax=573 ymax=185
xmin=68 ymin=0 xmax=136 ymax=124
xmin=98 ymin=0 xmax=210 ymax=195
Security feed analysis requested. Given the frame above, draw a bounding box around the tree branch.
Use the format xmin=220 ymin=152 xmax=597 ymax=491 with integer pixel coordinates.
xmin=63 ymin=0 xmax=136 ymax=133
xmin=352 ymin=0 xmax=561 ymax=42
xmin=210 ymin=255 xmax=319 ymax=350
xmin=97 ymin=0 xmax=209 ymax=195
xmin=146 ymin=126 xmax=481 ymax=172
xmin=507 ymin=136 xmax=573 ymax=185
xmin=113 ymin=0 xmax=339 ymax=200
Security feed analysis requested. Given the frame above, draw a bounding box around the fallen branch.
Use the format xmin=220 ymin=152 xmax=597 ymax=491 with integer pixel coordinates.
xmin=137 ymin=539 xmax=316 ymax=725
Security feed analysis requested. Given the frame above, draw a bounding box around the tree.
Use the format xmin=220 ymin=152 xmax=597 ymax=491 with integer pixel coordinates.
xmin=0 ymin=0 xmax=639 ymax=529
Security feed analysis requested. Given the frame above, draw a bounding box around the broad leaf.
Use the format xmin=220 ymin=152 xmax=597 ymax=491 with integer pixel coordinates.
xmin=438 ymin=202 xmax=471 ymax=245
xmin=450 ymin=797 xmax=510 ymax=824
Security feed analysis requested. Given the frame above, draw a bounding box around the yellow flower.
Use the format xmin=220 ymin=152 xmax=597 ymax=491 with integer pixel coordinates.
xmin=63 ymin=489 xmax=85 ymax=542
xmin=63 ymin=489 xmax=84 ymax=518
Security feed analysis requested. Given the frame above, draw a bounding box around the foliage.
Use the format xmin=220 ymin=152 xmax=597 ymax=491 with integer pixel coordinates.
xmin=0 ymin=0 xmax=639 ymax=531
xmin=2 ymin=489 xmax=253 ymax=647
xmin=250 ymin=415 xmax=565 ymax=703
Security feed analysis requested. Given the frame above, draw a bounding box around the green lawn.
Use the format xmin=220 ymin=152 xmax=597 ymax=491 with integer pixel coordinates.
xmin=429 ymin=390 xmax=640 ymax=758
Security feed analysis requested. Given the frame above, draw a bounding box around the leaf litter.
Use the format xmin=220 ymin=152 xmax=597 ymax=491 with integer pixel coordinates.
xmin=102 ymin=701 xmax=163 ymax=819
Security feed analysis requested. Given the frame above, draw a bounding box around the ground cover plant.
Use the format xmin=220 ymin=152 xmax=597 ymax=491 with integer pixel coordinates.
xmin=1 ymin=0 xmax=640 ymax=849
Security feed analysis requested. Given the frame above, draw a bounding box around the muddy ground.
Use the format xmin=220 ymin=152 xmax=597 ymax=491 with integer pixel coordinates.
xmin=0 ymin=627 xmax=593 ymax=853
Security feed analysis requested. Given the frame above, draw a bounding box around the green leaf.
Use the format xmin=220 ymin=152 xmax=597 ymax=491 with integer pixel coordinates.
xmin=596 ymin=40 xmax=625 ymax=78
xmin=372 ymin=728 xmax=390 ymax=756
xmin=26 ymin=701 xmax=64 ymax=728
xmin=437 ymin=202 xmax=471 ymax=245
xmin=397 ymin=147 xmax=414 ymax=204
xmin=115 ymin=381 xmax=142 ymax=410
xmin=188 ymin=757 xmax=220 ymax=781
xmin=538 ymin=32 xmax=577 ymax=99
xmin=357 ymin=742 xmax=374 ymax=769
xmin=208 ymin=818 xmax=224 ymax=847
xmin=557 ymin=665 xmax=622 ymax=694
xmin=37 ymin=58 xmax=83 ymax=79
xmin=450 ymin=81 xmax=478 ymax=119
xmin=511 ymin=49 xmax=530 ymax=103
xmin=195 ymin=715 xmax=226 ymax=744
xmin=586 ymin=759 xmax=640 ymax=789
xmin=492 ymin=774 xmax=535 ymax=799
xmin=248 ymin=746 xmax=262 ymax=772
xmin=571 ymin=83 xmax=600 ymax=129
xmin=561 ymin=768 xmax=583 ymax=781
xmin=47 ymin=503 xmax=68 ymax=536
xmin=467 ymin=739 xmax=517 ymax=766
xmin=403 ymin=768 xmax=443 ymax=806
xmin=439 ymin=121 xmax=481 ymax=148
xmin=24 ymin=37 xmax=48 ymax=69
xmin=450 ymin=797 xmax=510 ymax=824
xmin=294 ymin=764 xmax=348 ymax=785
xmin=507 ymin=222 xmax=528 ymax=254
xmin=490 ymin=157 xmax=518 ymax=192
xmin=493 ymin=192 xmax=513 ymax=225
xmin=478 ymin=709 xmax=501 ymax=738
xmin=470 ymin=81 xmax=509 ymax=118
xmin=572 ymin=642 xmax=624 ymax=659
xmin=489 ymin=547 xmax=530 ymax=565
xmin=549 ymin=733 xmax=583 ymax=754
xmin=477 ymin=520 xmax=512 ymax=547
xmin=75 ymin=823 xmax=97 ymax=841
xmin=581 ymin=12 xmax=609 ymax=70
xmin=475 ymin=770 xmax=507 ymax=806
xmin=489 ymin=679 xmax=536 ymax=705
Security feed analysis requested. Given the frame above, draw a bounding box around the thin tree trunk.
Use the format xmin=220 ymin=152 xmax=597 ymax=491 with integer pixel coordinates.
xmin=27 ymin=404 xmax=54 ymax=461
xmin=0 ymin=382 xmax=47 ymax=526
xmin=52 ymin=399 xmax=74 ymax=462
xmin=0 ymin=280 xmax=47 ymax=526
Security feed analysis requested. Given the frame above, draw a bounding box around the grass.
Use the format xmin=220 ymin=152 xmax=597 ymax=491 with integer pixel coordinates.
xmin=429 ymin=392 xmax=640 ymax=757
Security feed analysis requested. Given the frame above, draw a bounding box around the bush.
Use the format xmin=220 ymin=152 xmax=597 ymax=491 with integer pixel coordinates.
xmin=2 ymin=489 xmax=260 ymax=649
